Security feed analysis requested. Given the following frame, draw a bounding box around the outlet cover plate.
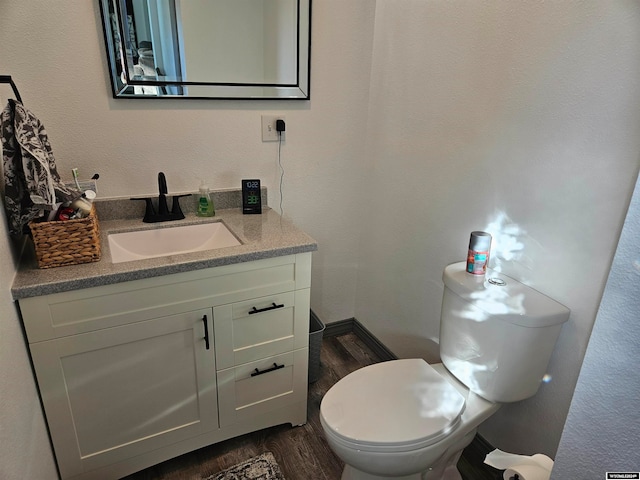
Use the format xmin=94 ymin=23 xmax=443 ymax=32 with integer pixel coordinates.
xmin=261 ymin=115 xmax=284 ymax=142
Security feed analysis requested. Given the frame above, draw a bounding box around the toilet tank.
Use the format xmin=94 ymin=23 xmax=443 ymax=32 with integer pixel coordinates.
xmin=439 ymin=262 xmax=570 ymax=403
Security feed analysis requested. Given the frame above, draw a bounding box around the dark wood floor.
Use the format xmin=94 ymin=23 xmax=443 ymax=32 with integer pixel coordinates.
xmin=123 ymin=333 xmax=500 ymax=480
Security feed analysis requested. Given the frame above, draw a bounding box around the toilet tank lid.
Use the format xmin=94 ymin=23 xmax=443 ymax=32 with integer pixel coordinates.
xmin=443 ymin=262 xmax=570 ymax=327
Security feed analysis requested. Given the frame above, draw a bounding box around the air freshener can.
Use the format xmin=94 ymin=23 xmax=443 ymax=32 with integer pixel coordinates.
xmin=466 ymin=231 xmax=492 ymax=275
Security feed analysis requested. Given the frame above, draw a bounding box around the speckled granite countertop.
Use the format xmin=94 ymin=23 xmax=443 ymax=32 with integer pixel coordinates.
xmin=12 ymin=198 xmax=317 ymax=300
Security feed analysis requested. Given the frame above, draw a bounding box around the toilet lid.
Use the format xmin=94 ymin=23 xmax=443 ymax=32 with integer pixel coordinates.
xmin=321 ymin=359 xmax=466 ymax=450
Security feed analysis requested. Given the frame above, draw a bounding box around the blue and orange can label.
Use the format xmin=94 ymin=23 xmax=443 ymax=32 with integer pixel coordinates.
xmin=466 ymin=250 xmax=490 ymax=275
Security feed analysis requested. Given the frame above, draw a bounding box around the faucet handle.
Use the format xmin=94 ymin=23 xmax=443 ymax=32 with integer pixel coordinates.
xmin=130 ymin=197 xmax=156 ymax=223
xmin=170 ymin=194 xmax=191 ymax=219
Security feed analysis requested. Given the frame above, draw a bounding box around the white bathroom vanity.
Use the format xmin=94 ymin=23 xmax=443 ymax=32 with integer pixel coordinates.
xmin=12 ymin=204 xmax=317 ymax=480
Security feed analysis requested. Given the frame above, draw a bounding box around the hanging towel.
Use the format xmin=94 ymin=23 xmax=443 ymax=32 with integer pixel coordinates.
xmin=1 ymin=99 xmax=78 ymax=236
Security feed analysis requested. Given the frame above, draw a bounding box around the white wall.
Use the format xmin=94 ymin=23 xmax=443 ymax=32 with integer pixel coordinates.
xmin=357 ymin=0 xmax=640 ymax=456
xmin=1 ymin=1 xmax=639 ymax=476
xmin=551 ymin=167 xmax=640 ymax=478
xmin=0 ymin=217 xmax=57 ymax=478
xmin=0 ymin=1 xmax=374 ymax=478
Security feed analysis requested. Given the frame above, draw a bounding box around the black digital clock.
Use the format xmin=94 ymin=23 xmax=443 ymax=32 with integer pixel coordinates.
xmin=242 ymin=179 xmax=262 ymax=214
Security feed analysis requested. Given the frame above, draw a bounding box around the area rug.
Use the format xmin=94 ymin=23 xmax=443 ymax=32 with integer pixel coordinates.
xmin=204 ymin=452 xmax=285 ymax=480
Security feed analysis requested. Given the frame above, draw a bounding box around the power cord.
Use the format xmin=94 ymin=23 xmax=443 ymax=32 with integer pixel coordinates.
xmin=276 ymin=119 xmax=286 ymax=217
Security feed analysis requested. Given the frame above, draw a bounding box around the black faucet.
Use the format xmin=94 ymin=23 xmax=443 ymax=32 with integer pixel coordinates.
xmin=131 ymin=172 xmax=191 ymax=223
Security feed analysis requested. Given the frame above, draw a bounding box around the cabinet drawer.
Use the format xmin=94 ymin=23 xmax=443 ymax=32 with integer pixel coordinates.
xmin=214 ymin=289 xmax=310 ymax=370
xmin=217 ymin=349 xmax=308 ymax=427
xmin=20 ymin=253 xmax=311 ymax=342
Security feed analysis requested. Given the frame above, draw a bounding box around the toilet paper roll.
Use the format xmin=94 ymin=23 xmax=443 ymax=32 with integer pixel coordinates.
xmin=484 ymin=449 xmax=553 ymax=480
xmin=503 ymin=464 xmax=551 ymax=480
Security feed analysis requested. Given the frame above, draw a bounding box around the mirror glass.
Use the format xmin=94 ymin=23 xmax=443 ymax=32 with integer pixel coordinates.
xmin=99 ymin=0 xmax=311 ymax=99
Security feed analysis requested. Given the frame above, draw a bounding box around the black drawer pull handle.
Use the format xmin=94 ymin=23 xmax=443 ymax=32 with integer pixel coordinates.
xmin=248 ymin=302 xmax=284 ymax=315
xmin=202 ymin=315 xmax=210 ymax=350
xmin=251 ymin=363 xmax=285 ymax=377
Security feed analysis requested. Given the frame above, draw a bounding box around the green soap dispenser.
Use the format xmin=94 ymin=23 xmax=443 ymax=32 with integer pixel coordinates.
xmin=197 ymin=181 xmax=215 ymax=217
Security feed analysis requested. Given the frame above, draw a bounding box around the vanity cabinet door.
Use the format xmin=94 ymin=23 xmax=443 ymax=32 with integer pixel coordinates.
xmin=29 ymin=309 xmax=217 ymax=480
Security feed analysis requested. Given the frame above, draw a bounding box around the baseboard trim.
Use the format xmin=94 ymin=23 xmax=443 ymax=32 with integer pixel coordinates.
xmin=352 ymin=319 xmax=398 ymax=362
xmin=320 ymin=316 xmax=397 ymax=362
xmin=322 ymin=317 xmax=354 ymax=338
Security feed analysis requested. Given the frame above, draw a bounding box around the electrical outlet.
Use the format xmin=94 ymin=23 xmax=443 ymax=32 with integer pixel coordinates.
xmin=261 ymin=115 xmax=285 ymax=142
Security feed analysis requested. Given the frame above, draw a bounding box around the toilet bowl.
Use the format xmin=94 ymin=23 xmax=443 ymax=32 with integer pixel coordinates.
xmin=320 ymin=262 xmax=570 ymax=480
xmin=320 ymin=359 xmax=499 ymax=480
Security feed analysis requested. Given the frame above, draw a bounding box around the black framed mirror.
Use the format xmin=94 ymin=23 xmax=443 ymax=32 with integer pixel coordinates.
xmin=99 ymin=0 xmax=311 ymax=99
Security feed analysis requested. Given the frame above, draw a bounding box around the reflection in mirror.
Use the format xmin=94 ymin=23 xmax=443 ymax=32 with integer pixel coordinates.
xmin=99 ymin=0 xmax=311 ymax=99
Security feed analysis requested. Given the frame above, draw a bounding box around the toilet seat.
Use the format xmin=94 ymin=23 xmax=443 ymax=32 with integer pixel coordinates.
xmin=320 ymin=359 xmax=466 ymax=453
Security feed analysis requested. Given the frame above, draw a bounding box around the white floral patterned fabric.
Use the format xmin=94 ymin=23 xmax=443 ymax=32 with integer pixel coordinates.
xmin=204 ymin=452 xmax=285 ymax=480
xmin=1 ymin=99 xmax=78 ymax=236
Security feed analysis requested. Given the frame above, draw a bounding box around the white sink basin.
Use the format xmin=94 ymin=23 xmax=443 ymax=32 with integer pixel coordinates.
xmin=108 ymin=222 xmax=241 ymax=263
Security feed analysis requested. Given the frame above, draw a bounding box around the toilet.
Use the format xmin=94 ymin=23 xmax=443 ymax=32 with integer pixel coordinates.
xmin=320 ymin=261 xmax=570 ymax=480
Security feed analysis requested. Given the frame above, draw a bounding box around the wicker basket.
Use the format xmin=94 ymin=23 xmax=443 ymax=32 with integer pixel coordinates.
xmin=29 ymin=206 xmax=101 ymax=268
